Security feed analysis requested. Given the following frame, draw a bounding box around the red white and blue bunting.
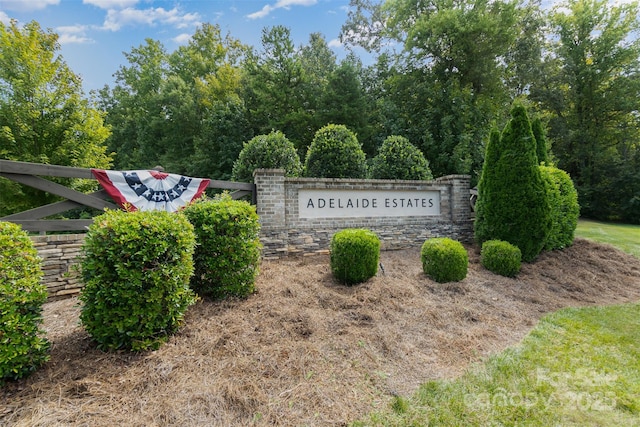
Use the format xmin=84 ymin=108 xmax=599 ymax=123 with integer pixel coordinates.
xmin=91 ymin=169 xmax=210 ymax=212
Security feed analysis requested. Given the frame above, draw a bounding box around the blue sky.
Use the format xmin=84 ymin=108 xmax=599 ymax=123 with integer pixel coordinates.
xmin=0 ymin=0 xmax=357 ymax=93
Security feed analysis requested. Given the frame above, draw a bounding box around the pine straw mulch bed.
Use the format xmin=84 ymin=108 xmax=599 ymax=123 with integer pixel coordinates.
xmin=2 ymin=238 xmax=640 ymax=426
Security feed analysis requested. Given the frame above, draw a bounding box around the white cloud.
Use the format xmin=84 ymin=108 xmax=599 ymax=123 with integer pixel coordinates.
xmin=328 ymin=38 xmax=342 ymax=48
xmin=58 ymin=33 xmax=94 ymax=44
xmin=102 ymin=7 xmax=201 ymax=31
xmin=56 ymin=24 xmax=94 ymax=44
xmin=0 ymin=11 xmax=11 ymax=24
xmin=172 ymin=33 xmax=191 ymax=44
xmin=247 ymin=0 xmax=317 ymax=20
xmin=0 ymin=0 xmax=59 ymax=12
xmin=82 ymin=0 xmax=139 ymax=9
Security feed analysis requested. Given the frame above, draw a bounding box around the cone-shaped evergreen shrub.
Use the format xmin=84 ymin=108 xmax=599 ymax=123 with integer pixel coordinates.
xmin=304 ymin=124 xmax=367 ymax=178
xmin=231 ymin=131 xmax=302 ymax=182
xmin=531 ymin=117 xmax=548 ymax=165
xmin=369 ymin=135 xmax=433 ymax=180
xmin=0 ymin=222 xmax=50 ymax=384
xmin=474 ymin=104 xmax=551 ymax=262
xmin=540 ymin=166 xmax=580 ymax=250
xmin=330 ymin=229 xmax=380 ymax=285
xmin=80 ymin=210 xmax=197 ymax=351
xmin=421 ymin=238 xmax=468 ymax=283
xmin=481 ymin=240 xmax=522 ymax=277
xmin=183 ymin=195 xmax=261 ymax=299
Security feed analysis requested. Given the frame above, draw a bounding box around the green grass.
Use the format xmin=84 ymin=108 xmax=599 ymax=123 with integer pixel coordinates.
xmin=576 ymin=219 xmax=640 ymax=258
xmin=353 ymin=304 xmax=640 ymax=426
xmin=352 ymin=221 xmax=640 ymax=426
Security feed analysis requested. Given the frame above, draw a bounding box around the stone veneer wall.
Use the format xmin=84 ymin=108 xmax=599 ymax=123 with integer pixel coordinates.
xmin=254 ymin=169 xmax=473 ymax=258
xmin=31 ymin=233 xmax=85 ymax=300
xmin=32 ymin=172 xmax=473 ymax=298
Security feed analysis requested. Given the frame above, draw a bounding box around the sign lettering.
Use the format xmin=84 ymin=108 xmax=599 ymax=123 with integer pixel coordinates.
xmin=299 ymin=189 xmax=440 ymax=218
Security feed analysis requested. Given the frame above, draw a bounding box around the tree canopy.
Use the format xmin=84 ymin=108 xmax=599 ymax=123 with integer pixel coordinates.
xmin=0 ymin=20 xmax=111 ymax=216
xmin=3 ymin=0 xmax=640 ymax=223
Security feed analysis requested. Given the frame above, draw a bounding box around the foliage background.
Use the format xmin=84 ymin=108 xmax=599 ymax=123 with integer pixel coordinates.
xmin=1 ymin=0 xmax=639 ymax=223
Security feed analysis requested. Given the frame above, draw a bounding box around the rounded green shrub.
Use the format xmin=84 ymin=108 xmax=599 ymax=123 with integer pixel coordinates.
xmin=183 ymin=195 xmax=261 ymax=299
xmin=421 ymin=237 xmax=468 ymax=283
xmin=330 ymin=229 xmax=380 ymax=285
xmin=79 ymin=210 xmax=197 ymax=351
xmin=540 ymin=166 xmax=580 ymax=250
xmin=0 ymin=222 xmax=50 ymax=384
xmin=231 ymin=130 xmax=303 ymax=182
xmin=304 ymin=124 xmax=367 ymax=178
xmin=481 ymin=240 xmax=522 ymax=277
xmin=369 ymin=135 xmax=433 ymax=180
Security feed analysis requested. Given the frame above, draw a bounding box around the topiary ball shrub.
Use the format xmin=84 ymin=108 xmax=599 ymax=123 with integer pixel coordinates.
xmin=183 ymin=195 xmax=261 ymax=299
xmin=481 ymin=240 xmax=522 ymax=278
xmin=0 ymin=222 xmax=50 ymax=384
xmin=421 ymin=237 xmax=468 ymax=283
xmin=304 ymin=124 xmax=367 ymax=178
xmin=369 ymin=135 xmax=433 ymax=180
xmin=79 ymin=210 xmax=197 ymax=351
xmin=231 ymin=130 xmax=303 ymax=183
xmin=330 ymin=229 xmax=380 ymax=285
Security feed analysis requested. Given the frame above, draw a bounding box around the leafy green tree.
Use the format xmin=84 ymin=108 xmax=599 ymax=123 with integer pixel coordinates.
xmin=318 ymin=59 xmax=374 ymax=155
xmin=369 ymin=135 xmax=433 ymax=180
xmin=231 ymin=131 xmax=302 ymax=182
xmin=536 ymin=0 xmax=640 ymax=220
xmin=243 ymin=26 xmax=306 ymax=150
xmin=99 ymin=24 xmax=248 ymax=179
xmin=474 ymin=104 xmax=551 ymax=262
xmin=341 ymin=0 xmax=535 ymax=181
xmin=98 ymin=38 xmax=168 ymax=170
xmin=304 ymin=124 xmax=367 ymax=178
xmin=0 ymin=20 xmax=111 ymax=216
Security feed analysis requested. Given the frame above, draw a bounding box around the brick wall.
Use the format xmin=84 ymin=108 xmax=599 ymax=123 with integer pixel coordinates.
xmin=254 ymin=169 xmax=474 ymax=258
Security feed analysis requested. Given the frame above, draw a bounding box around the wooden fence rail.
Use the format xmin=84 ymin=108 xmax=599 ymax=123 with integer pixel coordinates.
xmin=0 ymin=159 xmax=255 ymax=233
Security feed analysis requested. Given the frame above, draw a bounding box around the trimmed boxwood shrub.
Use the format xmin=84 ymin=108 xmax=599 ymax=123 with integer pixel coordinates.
xmin=421 ymin=238 xmax=468 ymax=283
xmin=540 ymin=165 xmax=580 ymax=250
xmin=304 ymin=124 xmax=367 ymax=178
xmin=330 ymin=229 xmax=380 ymax=285
xmin=231 ymin=130 xmax=302 ymax=182
xmin=79 ymin=210 xmax=197 ymax=351
xmin=0 ymin=222 xmax=50 ymax=384
xmin=481 ymin=240 xmax=522 ymax=277
xmin=369 ymin=135 xmax=433 ymax=180
xmin=182 ymin=195 xmax=261 ymax=299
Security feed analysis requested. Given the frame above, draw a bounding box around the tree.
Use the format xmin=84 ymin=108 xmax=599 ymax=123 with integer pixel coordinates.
xmin=0 ymin=20 xmax=111 ymax=216
xmin=243 ymin=26 xmax=306 ymax=150
xmin=474 ymin=104 xmax=551 ymax=262
xmin=341 ymin=0 xmax=534 ymax=181
xmin=99 ymin=24 xmax=249 ymax=179
xmin=369 ymin=135 xmax=433 ymax=180
xmin=536 ymin=0 xmax=640 ymax=220
xmin=318 ymin=60 xmax=374 ymax=155
xmin=304 ymin=124 xmax=367 ymax=178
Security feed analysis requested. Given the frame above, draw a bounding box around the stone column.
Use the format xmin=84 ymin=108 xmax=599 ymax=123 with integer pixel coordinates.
xmin=253 ymin=169 xmax=288 ymax=258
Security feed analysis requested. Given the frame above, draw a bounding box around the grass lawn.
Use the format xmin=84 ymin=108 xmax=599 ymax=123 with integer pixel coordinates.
xmin=576 ymin=219 xmax=640 ymax=258
xmin=352 ymin=221 xmax=640 ymax=426
xmin=353 ymin=303 xmax=640 ymax=426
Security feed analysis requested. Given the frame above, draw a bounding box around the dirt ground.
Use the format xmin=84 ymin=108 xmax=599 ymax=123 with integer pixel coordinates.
xmin=2 ymin=238 xmax=640 ymax=426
